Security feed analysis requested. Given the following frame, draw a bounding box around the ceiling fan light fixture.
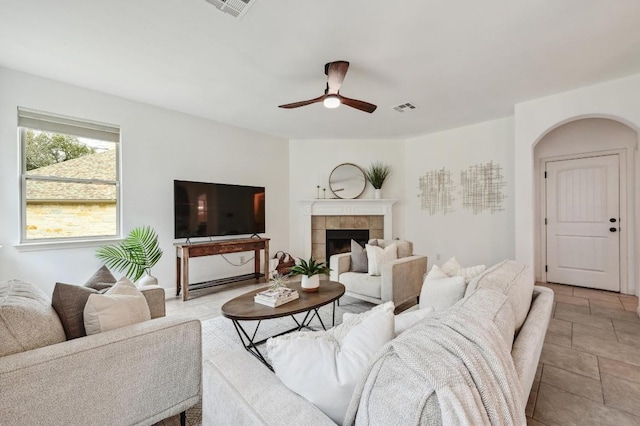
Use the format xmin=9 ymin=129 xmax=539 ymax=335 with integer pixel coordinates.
xmin=323 ymin=95 xmax=341 ymax=109
xmin=278 ymin=61 xmax=376 ymax=113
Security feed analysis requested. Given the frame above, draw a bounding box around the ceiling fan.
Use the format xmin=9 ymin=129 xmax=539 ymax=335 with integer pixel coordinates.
xmin=278 ymin=61 xmax=377 ymax=113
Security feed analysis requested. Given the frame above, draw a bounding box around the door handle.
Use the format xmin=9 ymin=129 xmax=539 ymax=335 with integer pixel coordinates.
xmin=610 ymin=218 xmax=617 ymax=223
xmin=610 ymin=227 xmax=617 ymax=232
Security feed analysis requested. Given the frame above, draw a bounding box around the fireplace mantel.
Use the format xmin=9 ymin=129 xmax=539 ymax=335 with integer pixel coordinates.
xmin=299 ymin=199 xmax=397 ymax=259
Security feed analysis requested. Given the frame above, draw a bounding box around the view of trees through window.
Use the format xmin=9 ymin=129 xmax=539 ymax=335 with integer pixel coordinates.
xmin=25 ymin=130 xmax=96 ymax=171
xmin=22 ymin=129 xmax=119 ymax=241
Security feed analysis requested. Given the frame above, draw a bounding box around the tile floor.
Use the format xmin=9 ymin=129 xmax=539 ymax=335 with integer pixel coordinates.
xmin=165 ymin=280 xmax=640 ymax=426
xmin=529 ymin=282 xmax=640 ymax=426
xmin=165 ymin=279 xmax=276 ymax=321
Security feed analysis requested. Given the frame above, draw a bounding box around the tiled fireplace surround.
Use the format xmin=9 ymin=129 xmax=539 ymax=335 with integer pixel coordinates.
xmin=300 ymin=199 xmax=396 ymax=262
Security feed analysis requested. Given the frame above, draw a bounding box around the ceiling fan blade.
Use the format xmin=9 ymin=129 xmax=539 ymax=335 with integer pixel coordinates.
xmin=326 ymin=61 xmax=349 ymax=94
xmin=278 ymin=95 xmax=326 ymax=109
xmin=338 ymin=95 xmax=377 ymax=113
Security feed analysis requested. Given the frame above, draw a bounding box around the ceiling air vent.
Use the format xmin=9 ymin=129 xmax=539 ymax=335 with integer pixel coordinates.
xmin=392 ymin=102 xmax=417 ymax=113
xmin=205 ymin=0 xmax=255 ymax=18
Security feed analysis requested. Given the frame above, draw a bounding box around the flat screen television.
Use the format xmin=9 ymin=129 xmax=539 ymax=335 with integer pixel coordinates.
xmin=174 ymin=180 xmax=265 ymax=239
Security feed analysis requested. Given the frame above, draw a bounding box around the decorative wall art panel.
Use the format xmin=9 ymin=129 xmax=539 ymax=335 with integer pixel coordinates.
xmin=460 ymin=161 xmax=506 ymax=214
xmin=418 ymin=167 xmax=455 ymax=215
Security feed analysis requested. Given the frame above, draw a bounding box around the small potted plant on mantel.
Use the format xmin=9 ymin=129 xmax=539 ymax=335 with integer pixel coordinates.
xmin=288 ymin=256 xmax=331 ymax=292
xmin=364 ymin=161 xmax=392 ymax=199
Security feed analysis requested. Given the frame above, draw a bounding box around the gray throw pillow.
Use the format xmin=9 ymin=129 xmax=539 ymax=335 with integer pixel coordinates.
xmin=84 ymin=265 xmax=117 ymax=291
xmin=51 ymin=283 xmax=98 ymax=339
xmin=350 ymin=240 xmax=368 ymax=273
xmin=1 ymin=280 xmax=66 ymax=356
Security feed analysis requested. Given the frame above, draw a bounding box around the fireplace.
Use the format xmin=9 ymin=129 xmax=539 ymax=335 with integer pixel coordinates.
xmin=325 ymin=229 xmax=370 ymax=262
xmin=310 ymin=214 xmax=383 ymax=262
xmin=301 ymin=199 xmax=396 ymax=261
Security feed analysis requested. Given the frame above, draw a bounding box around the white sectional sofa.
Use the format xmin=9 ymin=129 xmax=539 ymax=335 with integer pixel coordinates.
xmin=203 ymin=260 xmax=554 ymax=425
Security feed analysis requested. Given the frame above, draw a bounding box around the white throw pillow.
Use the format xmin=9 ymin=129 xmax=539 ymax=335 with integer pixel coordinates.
xmin=267 ymin=302 xmax=395 ymax=424
xmin=440 ymin=257 xmax=486 ymax=284
xmin=394 ymin=306 xmax=435 ymax=335
xmin=343 ymin=305 xmax=434 ymax=337
xmin=365 ymin=243 xmax=398 ymax=276
xmin=419 ymin=266 xmax=466 ymax=311
xmin=440 ymin=257 xmax=462 ymax=276
xmin=331 ymin=301 xmax=394 ymax=341
xmin=459 ymin=264 xmax=487 ymax=284
xmin=425 ymin=264 xmax=449 ymax=280
xmin=83 ymin=277 xmax=151 ymax=335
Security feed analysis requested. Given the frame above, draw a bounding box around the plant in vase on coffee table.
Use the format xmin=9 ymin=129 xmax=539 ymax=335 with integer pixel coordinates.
xmin=288 ymin=256 xmax=331 ymax=292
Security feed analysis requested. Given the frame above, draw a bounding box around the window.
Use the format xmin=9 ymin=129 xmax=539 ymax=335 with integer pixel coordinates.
xmin=19 ymin=108 xmax=120 ymax=242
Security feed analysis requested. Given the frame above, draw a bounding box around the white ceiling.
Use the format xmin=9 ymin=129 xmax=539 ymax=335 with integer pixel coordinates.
xmin=1 ymin=0 xmax=640 ymax=139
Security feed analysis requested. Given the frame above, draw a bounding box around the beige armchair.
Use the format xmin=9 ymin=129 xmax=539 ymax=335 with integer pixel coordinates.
xmin=329 ymin=239 xmax=428 ymax=308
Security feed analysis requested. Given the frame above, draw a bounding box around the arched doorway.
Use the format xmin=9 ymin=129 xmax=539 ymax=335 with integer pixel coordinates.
xmin=533 ymin=118 xmax=637 ymax=293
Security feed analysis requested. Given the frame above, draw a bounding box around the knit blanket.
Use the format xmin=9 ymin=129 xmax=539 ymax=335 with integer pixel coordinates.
xmin=344 ymin=304 xmax=525 ymax=426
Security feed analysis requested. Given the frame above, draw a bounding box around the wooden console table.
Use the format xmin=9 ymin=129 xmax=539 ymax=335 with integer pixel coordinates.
xmin=175 ymin=238 xmax=270 ymax=301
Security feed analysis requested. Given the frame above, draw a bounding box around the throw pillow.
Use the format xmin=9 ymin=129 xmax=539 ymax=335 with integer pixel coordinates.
xmin=343 ymin=304 xmax=434 ymax=337
xmin=419 ymin=266 xmax=466 ymax=311
xmin=84 ymin=265 xmax=117 ymax=291
xmin=368 ymin=239 xmax=412 ymax=258
xmin=465 ymin=262 xmax=502 ymax=297
xmin=457 ymin=288 xmax=516 ymax=347
xmin=458 ymin=265 xmax=487 ymax=284
xmin=267 ymin=302 xmax=395 ymax=425
xmin=441 ymin=257 xmax=487 ymax=284
xmin=334 ymin=301 xmax=394 ymax=341
xmin=0 ymin=280 xmax=66 ymax=356
xmin=349 ymin=240 xmax=368 ymax=273
xmin=472 ymin=260 xmax=534 ymax=335
xmin=440 ymin=257 xmax=462 ymax=276
xmin=83 ymin=277 xmax=151 ymax=336
xmin=51 ymin=282 xmax=99 ymax=339
xmin=365 ymin=243 xmax=398 ymax=276
xmin=425 ymin=264 xmax=449 ymax=280
xmin=394 ymin=306 xmax=435 ymax=336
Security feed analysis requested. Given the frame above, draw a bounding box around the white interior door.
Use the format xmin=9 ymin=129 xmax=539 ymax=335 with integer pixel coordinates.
xmin=546 ymin=155 xmax=620 ymax=291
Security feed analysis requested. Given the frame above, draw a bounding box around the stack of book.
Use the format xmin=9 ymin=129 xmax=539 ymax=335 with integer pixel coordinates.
xmin=254 ymin=287 xmax=299 ymax=307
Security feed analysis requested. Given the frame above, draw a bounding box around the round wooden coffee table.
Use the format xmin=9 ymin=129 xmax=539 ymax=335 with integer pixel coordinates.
xmin=221 ymin=280 xmax=345 ymax=369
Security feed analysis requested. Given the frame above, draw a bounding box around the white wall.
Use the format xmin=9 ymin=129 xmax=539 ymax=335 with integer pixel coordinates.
xmin=4 ymin=65 xmax=640 ymax=300
xmin=534 ymin=118 xmax=637 ymax=159
xmin=0 ymin=67 xmax=289 ymax=296
xmin=288 ymin=139 xmax=406 ymax=258
xmin=404 ymin=117 xmax=515 ymax=267
xmin=515 ymin=73 xmax=640 ymax=295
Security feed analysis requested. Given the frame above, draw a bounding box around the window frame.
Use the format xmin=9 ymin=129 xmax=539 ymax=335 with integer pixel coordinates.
xmin=18 ymin=108 xmax=122 ymax=244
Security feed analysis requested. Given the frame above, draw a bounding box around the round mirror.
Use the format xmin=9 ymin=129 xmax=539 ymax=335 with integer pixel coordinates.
xmin=329 ymin=163 xmax=366 ymax=199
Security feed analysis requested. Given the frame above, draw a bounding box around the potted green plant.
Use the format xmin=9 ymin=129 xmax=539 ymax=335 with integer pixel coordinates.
xmin=96 ymin=225 xmax=163 ymax=286
xmin=288 ymin=256 xmax=331 ymax=292
xmin=364 ymin=161 xmax=392 ymax=199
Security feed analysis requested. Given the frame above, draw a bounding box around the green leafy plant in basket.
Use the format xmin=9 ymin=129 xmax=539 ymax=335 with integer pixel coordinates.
xmin=96 ymin=226 xmax=163 ymax=282
xmin=364 ymin=161 xmax=392 ymax=189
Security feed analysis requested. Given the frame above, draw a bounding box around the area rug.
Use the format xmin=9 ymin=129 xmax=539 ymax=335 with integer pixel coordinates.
xmin=158 ymin=296 xmax=374 ymax=426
